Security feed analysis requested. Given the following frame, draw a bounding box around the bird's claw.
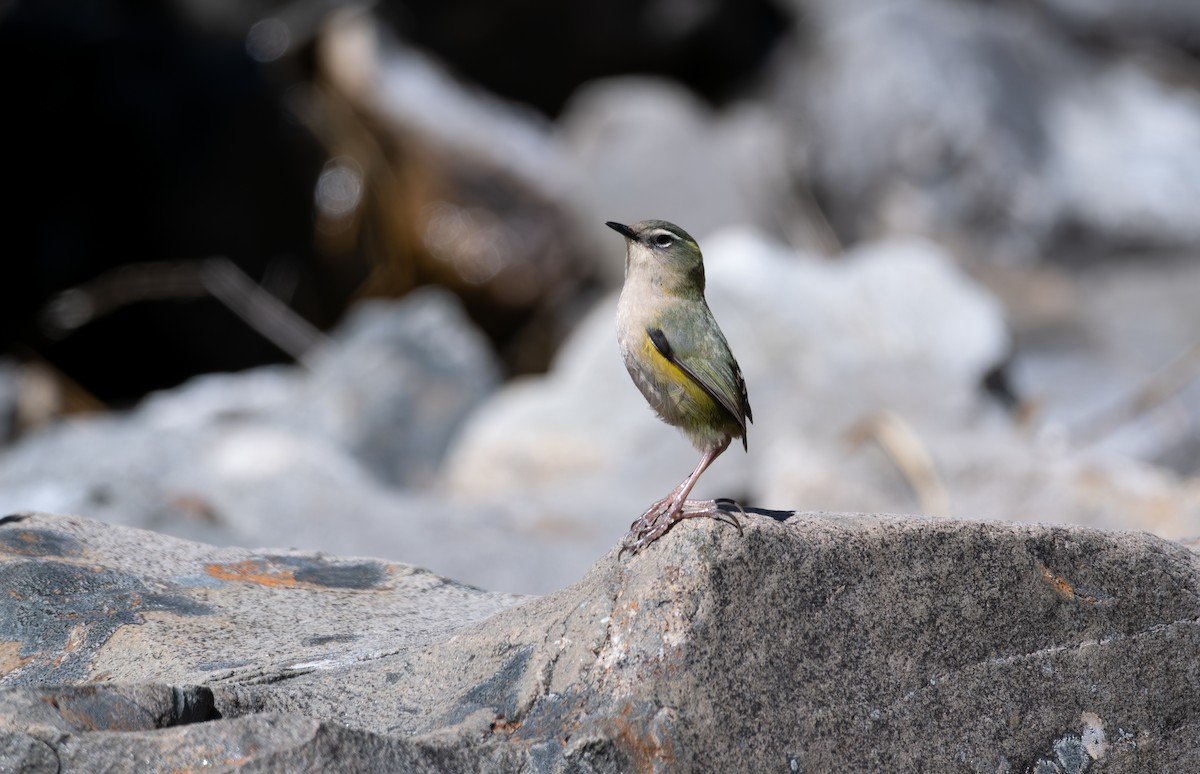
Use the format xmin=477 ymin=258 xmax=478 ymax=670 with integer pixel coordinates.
xmin=619 ymin=498 xmax=747 ymax=555
xmin=709 ymin=498 xmax=747 ymax=536
xmin=618 ymin=499 xmax=672 ymax=556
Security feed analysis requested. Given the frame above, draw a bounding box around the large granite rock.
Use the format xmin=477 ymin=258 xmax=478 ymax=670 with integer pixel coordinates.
xmin=2 ymin=511 xmax=1198 ymax=772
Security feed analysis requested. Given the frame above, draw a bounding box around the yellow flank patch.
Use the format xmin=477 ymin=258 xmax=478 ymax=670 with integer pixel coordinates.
xmin=638 ymin=332 xmax=719 ymax=417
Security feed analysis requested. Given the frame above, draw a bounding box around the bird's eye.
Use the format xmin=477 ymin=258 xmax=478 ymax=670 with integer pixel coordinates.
xmin=653 ymin=234 xmax=673 ymax=248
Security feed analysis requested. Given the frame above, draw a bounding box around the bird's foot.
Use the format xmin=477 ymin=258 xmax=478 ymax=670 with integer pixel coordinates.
xmin=619 ymin=496 xmax=675 ymax=555
xmin=620 ymin=498 xmax=746 ymax=556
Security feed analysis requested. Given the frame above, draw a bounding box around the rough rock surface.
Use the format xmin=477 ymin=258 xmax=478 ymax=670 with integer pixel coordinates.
xmin=2 ymin=511 xmax=1198 ymax=772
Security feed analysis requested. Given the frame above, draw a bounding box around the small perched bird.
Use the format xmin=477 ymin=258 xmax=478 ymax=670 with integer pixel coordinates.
xmin=606 ymin=219 xmax=752 ymax=553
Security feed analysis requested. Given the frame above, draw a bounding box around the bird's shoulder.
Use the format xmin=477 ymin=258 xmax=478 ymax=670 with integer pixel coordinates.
xmin=654 ymin=299 xmax=729 ymax=360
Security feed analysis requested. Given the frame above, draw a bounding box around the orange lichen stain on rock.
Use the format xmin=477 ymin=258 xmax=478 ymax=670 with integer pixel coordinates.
xmin=490 ymin=713 xmax=522 ymax=735
xmin=0 ymin=640 xmax=34 ymax=676
xmin=612 ymin=598 xmax=639 ymax=627
xmin=204 ymin=557 xmax=389 ymax=591
xmin=205 ymin=559 xmax=302 ymax=589
xmin=0 ymin=527 xmax=84 ymax=558
xmin=1038 ymin=562 xmax=1077 ymax=601
xmin=52 ymin=623 xmax=88 ymax=668
xmin=608 ymin=701 xmax=677 ymax=774
xmin=1037 ymin=562 xmax=1111 ymax=606
xmin=1 ymin=530 xmax=52 ymax=556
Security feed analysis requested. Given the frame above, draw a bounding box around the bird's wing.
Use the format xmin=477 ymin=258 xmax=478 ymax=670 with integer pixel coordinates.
xmin=647 ymin=313 xmax=752 ymax=438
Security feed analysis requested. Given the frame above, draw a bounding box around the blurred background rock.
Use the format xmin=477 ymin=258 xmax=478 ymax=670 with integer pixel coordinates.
xmin=0 ymin=0 xmax=1197 ymax=593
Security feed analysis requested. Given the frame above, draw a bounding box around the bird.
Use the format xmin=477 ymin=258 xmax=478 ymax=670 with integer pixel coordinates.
xmin=606 ymin=219 xmax=752 ymax=553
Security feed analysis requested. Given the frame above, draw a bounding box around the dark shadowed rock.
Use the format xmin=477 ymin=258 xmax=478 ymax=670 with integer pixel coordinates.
xmin=1 ymin=511 xmax=1198 ymax=772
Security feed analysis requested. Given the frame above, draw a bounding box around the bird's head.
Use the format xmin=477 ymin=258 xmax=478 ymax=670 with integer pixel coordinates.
xmin=605 ymin=219 xmax=705 ymax=295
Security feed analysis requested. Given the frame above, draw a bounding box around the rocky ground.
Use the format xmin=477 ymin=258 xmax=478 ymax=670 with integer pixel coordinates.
xmin=2 ymin=512 xmax=1198 ymax=773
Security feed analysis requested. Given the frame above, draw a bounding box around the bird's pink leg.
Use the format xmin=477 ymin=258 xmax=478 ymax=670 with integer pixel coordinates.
xmin=621 ymin=438 xmax=740 ymax=553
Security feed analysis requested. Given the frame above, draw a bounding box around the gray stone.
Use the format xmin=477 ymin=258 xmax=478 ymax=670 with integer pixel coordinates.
xmin=1047 ymin=63 xmax=1200 ymax=247
xmin=304 ymin=291 xmax=500 ymax=487
xmin=1012 ymin=257 xmax=1200 ymax=477
xmin=558 ymin=78 xmax=804 ymax=279
xmin=2 ymin=512 xmax=1198 ymax=771
xmin=138 ymin=287 xmax=500 ymax=489
xmin=1034 ymin=0 xmax=1200 ymax=42
xmin=765 ymin=0 xmax=1200 ymax=259
xmin=0 ymin=292 xmax=544 ymax=591
xmin=766 ymin=0 xmax=1073 ymax=261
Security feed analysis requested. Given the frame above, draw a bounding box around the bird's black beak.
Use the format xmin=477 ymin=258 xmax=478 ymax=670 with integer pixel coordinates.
xmin=605 ymin=221 xmax=637 ymax=240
